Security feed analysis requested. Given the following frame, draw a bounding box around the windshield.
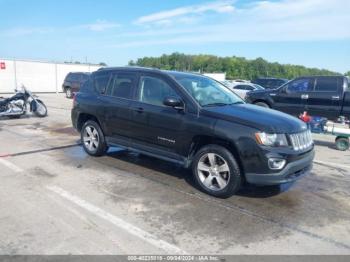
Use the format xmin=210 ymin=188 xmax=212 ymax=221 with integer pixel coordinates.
xmin=170 ymin=73 xmax=244 ymax=107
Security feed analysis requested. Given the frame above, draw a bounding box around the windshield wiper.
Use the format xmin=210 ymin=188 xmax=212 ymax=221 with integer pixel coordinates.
xmin=203 ymin=101 xmax=244 ymax=107
xmin=203 ymin=102 xmax=231 ymax=107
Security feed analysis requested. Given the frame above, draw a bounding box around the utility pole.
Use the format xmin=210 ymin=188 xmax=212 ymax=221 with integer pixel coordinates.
xmin=55 ymin=63 xmax=58 ymax=94
xmin=13 ymin=58 xmax=17 ymax=90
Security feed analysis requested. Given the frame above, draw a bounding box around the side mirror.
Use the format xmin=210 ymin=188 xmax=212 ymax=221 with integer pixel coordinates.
xmin=163 ymin=97 xmax=184 ymax=110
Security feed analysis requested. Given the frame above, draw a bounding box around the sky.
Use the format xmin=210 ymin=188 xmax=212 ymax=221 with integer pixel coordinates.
xmin=0 ymin=0 xmax=349 ymax=73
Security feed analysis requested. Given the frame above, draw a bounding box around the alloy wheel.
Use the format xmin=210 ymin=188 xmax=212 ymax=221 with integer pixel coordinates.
xmin=83 ymin=126 xmax=99 ymax=152
xmin=197 ymin=153 xmax=230 ymax=191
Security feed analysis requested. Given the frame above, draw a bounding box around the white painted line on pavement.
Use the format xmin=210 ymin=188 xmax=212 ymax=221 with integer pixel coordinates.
xmin=314 ymin=160 xmax=350 ymax=171
xmin=0 ymin=158 xmax=24 ymax=173
xmin=46 ymin=185 xmax=187 ymax=255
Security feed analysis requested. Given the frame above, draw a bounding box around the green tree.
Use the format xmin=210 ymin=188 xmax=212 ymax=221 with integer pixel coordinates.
xmin=129 ymin=53 xmax=340 ymax=80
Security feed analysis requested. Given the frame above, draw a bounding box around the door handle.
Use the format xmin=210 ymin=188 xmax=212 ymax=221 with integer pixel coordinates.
xmin=332 ymin=96 xmax=340 ymax=100
xmin=134 ymin=107 xmax=144 ymax=113
xmin=301 ymin=94 xmax=309 ymax=100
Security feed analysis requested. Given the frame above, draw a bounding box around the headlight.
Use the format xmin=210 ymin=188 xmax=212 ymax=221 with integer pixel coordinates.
xmin=255 ymin=132 xmax=288 ymax=147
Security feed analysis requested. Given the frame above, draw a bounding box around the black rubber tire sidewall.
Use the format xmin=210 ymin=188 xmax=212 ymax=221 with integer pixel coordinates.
xmin=192 ymin=144 xmax=242 ymax=198
xmin=255 ymin=102 xmax=270 ymax=108
xmin=8 ymin=115 xmax=22 ymax=119
xmin=66 ymin=88 xmax=72 ymax=98
xmin=81 ymin=120 xmax=108 ymax=157
xmin=335 ymin=137 xmax=349 ymax=151
xmin=34 ymin=101 xmax=48 ymax=117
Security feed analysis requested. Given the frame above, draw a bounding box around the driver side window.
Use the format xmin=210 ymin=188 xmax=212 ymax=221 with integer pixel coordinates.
xmin=138 ymin=76 xmax=179 ymax=106
xmin=287 ymin=79 xmax=314 ymax=93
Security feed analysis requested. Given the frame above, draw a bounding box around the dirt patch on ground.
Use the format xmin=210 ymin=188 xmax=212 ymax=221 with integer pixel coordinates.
xmin=49 ymin=126 xmax=78 ymax=136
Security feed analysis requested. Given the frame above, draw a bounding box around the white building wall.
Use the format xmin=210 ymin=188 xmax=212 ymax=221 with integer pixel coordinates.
xmin=0 ymin=60 xmax=16 ymax=93
xmin=203 ymin=73 xmax=226 ymax=82
xmin=0 ymin=59 xmax=102 ymax=93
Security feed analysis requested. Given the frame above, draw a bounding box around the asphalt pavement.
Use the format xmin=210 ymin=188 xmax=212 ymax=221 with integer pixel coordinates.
xmin=0 ymin=94 xmax=349 ymax=255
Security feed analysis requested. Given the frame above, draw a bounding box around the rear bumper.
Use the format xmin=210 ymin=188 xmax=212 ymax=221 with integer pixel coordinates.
xmin=71 ymin=87 xmax=80 ymax=93
xmin=62 ymin=85 xmax=80 ymax=93
xmin=245 ymin=149 xmax=314 ymax=185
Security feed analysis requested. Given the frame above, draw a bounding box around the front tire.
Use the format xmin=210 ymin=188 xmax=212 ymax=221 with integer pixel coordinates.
xmin=81 ymin=120 xmax=108 ymax=156
xmin=192 ymin=144 xmax=242 ymax=198
xmin=33 ymin=100 xmax=47 ymax=117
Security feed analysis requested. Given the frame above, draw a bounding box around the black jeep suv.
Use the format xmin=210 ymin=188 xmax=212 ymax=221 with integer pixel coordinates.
xmin=72 ymin=67 xmax=314 ymax=198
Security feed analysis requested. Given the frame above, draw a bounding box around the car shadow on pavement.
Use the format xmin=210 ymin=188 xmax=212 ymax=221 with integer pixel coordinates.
xmin=0 ymin=114 xmax=32 ymax=120
xmin=237 ymin=183 xmax=294 ymax=198
xmin=106 ymin=148 xmax=194 ymax=181
xmin=313 ymin=139 xmax=337 ymax=150
xmin=105 ymin=148 xmax=289 ymax=199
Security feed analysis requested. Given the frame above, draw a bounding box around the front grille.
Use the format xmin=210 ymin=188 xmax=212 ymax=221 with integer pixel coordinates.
xmin=289 ymin=130 xmax=313 ymax=151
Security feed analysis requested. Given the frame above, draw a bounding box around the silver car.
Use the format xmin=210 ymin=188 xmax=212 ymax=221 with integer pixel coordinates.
xmin=223 ymin=81 xmax=265 ymax=99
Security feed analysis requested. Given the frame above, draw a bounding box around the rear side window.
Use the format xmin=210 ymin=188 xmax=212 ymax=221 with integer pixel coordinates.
xmin=94 ymin=72 xmax=111 ymax=94
xmin=138 ymin=76 xmax=179 ymax=106
xmin=287 ymin=78 xmax=314 ymax=93
xmin=65 ymin=73 xmax=72 ymax=81
xmin=70 ymin=74 xmax=79 ymax=81
xmin=315 ymin=77 xmax=338 ymax=92
xmin=106 ymin=73 xmax=137 ymax=99
xmin=80 ymin=77 xmax=93 ymax=93
xmin=81 ymin=74 xmax=89 ymax=82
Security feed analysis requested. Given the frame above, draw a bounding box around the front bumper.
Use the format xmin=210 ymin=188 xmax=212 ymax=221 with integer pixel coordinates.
xmin=245 ymin=149 xmax=315 ymax=185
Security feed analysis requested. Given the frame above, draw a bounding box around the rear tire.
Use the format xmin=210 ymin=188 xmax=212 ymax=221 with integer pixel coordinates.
xmin=81 ymin=120 xmax=108 ymax=156
xmin=255 ymin=102 xmax=270 ymax=108
xmin=335 ymin=137 xmax=349 ymax=151
xmin=66 ymin=88 xmax=72 ymax=98
xmin=192 ymin=144 xmax=242 ymax=198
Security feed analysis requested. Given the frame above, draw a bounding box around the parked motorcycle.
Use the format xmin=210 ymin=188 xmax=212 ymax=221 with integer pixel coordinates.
xmin=0 ymin=85 xmax=48 ymax=118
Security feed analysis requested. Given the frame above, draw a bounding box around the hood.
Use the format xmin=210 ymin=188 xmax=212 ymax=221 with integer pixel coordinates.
xmin=202 ymin=103 xmax=307 ymax=134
